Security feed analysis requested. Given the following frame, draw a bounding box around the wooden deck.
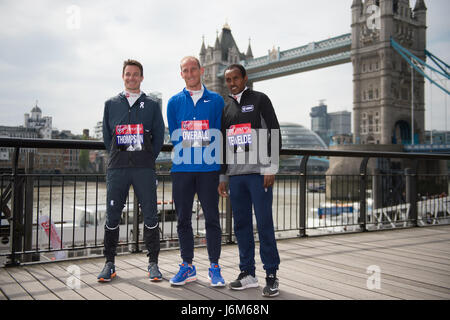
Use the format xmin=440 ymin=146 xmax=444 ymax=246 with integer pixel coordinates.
xmin=1 ymin=225 xmax=449 ymax=300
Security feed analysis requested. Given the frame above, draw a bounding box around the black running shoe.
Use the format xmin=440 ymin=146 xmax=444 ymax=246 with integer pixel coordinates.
xmin=262 ymin=274 xmax=279 ymax=297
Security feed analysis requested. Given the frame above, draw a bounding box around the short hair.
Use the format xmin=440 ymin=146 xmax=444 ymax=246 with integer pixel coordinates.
xmin=225 ymin=64 xmax=247 ymax=78
xmin=123 ymin=59 xmax=143 ymax=76
xmin=180 ymin=56 xmax=201 ymax=70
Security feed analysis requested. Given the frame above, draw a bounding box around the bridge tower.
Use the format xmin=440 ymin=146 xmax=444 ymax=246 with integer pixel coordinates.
xmin=199 ymin=23 xmax=253 ymax=98
xmin=351 ymin=0 xmax=427 ymax=145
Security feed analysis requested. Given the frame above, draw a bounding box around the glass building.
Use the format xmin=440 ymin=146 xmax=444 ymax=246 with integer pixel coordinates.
xmin=279 ymin=122 xmax=329 ymax=173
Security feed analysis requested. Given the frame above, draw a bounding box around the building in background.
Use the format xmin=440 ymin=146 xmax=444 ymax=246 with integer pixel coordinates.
xmin=424 ymin=130 xmax=450 ymax=145
xmin=279 ymin=122 xmax=329 ymax=174
xmin=94 ymin=121 xmax=103 ymax=141
xmin=310 ymin=100 xmax=329 ymax=145
xmin=24 ymin=101 xmax=52 ymax=139
xmin=148 ymin=91 xmax=162 ymax=111
xmin=310 ymin=100 xmax=352 ymax=146
xmin=351 ymin=0 xmax=427 ymax=145
xmin=0 ymin=103 xmax=84 ymax=173
xmin=328 ymin=111 xmax=351 ymax=137
xmin=200 ymin=23 xmax=253 ymax=98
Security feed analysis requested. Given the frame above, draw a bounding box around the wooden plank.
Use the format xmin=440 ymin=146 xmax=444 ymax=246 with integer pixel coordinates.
xmin=85 ymin=259 xmax=161 ymax=300
xmin=114 ymin=260 xmax=183 ymax=300
xmin=150 ymin=255 xmax=236 ymax=301
xmin=338 ymin=236 xmax=450 ymax=262
xmin=256 ymin=244 xmax=397 ymax=300
xmin=339 ymin=231 xmax=450 ymax=254
xmin=5 ymin=267 xmax=59 ymax=300
xmin=277 ymin=233 xmax=450 ymax=299
xmin=209 ymin=245 xmax=351 ymax=300
xmin=329 ymin=236 xmax=450 ymax=267
xmin=319 ymin=238 xmax=450 ymax=274
xmin=0 ymin=268 xmax=33 ymax=300
xmin=112 ymin=261 xmax=162 ymax=300
xmin=121 ymin=257 xmax=209 ymax=300
xmin=2 ymin=226 xmax=448 ymax=301
xmin=298 ymin=251 xmax=448 ymax=299
xmin=0 ymin=288 xmax=7 ymax=300
xmin=291 ymin=238 xmax=449 ymax=286
xmin=281 ymin=249 xmax=447 ymax=300
xmin=195 ymin=247 xmax=339 ymax=300
xmin=285 ymin=237 xmax=450 ymax=290
xmin=318 ymin=237 xmax=450 ymax=280
xmin=59 ymin=260 xmax=137 ymax=300
xmin=41 ymin=263 xmax=108 ymax=300
xmin=23 ymin=265 xmax=84 ymax=300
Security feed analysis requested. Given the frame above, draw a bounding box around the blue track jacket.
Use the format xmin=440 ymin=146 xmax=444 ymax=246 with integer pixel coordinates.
xmin=167 ymin=85 xmax=224 ymax=172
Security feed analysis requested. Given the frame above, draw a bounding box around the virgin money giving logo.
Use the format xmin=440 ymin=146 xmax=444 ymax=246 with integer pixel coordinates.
xmin=181 ymin=120 xmax=210 ymax=131
xmin=115 ymin=124 xmax=144 ymax=135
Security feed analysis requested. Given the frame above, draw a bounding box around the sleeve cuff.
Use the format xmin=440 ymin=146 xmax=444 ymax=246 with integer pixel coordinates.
xmin=219 ymin=174 xmax=229 ymax=183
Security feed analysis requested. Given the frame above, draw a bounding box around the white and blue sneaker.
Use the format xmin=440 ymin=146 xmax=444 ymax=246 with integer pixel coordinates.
xmin=208 ymin=263 xmax=225 ymax=287
xmin=170 ymin=262 xmax=197 ymax=285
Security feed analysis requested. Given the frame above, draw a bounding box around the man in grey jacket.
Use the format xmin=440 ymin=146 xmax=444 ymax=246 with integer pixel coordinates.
xmin=218 ymin=64 xmax=281 ymax=297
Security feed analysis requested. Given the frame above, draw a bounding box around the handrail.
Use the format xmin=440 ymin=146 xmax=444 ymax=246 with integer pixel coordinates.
xmin=1 ymin=137 xmax=449 ymax=160
xmin=0 ymin=136 xmax=448 ymax=266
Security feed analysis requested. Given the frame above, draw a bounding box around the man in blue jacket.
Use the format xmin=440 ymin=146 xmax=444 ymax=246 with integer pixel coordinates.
xmin=167 ymin=56 xmax=225 ymax=287
xmin=98 ymin=59 xmax=165 ymax=282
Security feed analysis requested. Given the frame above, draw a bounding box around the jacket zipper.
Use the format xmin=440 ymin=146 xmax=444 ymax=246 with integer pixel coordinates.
xmin=128 ymin=104 xmax=132 ymax=166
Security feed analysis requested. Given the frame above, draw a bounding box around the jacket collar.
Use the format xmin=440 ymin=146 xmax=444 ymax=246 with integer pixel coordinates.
xmin=227 ymin=87 xmax=252 ymax=104
xmin=183 ymin=84 xmax=210 ymax=99
xmin=118 ymin=91 xmax=146 ymax=99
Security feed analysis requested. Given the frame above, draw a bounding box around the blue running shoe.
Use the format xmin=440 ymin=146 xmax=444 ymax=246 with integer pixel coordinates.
xmin=97 ymin=261 xmax=116 ymax=282
xmin=208 ymin=263 xmax=225 ymax=287
xmin=170 ymin=262 xmax=197 ymax=285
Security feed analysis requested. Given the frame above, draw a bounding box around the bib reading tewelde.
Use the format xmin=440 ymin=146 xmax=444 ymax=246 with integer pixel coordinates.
xmin=227 ymin=123 xmax=252 ymax=153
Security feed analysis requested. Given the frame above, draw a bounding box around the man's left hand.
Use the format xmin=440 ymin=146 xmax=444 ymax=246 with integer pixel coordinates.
xmin=263 ymin=175 xmax=275 ymax=189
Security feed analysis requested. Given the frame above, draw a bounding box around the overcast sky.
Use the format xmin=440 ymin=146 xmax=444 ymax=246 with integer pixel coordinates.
xmin=0 ymin=0 xmax=449 ymax=136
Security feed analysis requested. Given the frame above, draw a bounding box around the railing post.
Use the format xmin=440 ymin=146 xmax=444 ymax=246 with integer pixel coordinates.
xmin=372 ymin=169 xmax=382 ymax=212
xmin=405 ymin=168 xmax=418 ymax=226
xmin=225 ymin=196 xmax=233 ymax=244
xmin=359 ymin=157 xmax=370 ymax=232
xmin=132 ymin=193 xmax=141 ymax=253
xmin=7 ymin=147 xmax=22 ymax=266
xmin=299 ymin=155 xmax=309 ymax=237
xmin=23 ymin=153 xmax=34 ymax=262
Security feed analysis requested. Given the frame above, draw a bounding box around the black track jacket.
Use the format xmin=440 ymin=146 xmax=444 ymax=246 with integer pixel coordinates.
xmin=220 ymin=89 xmax=281 ymax=181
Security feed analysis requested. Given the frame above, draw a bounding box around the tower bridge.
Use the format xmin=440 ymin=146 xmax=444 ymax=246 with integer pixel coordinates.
xmin=221 ymin=33 xmax=352 ymax=82
xmin=199 ymin=0 xmax=446 ymax=149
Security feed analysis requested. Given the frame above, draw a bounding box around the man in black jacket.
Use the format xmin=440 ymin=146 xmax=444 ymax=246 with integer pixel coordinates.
xmin=218 ymin=64 xmax=281 ymax=297
xmin=98 ymin=59 xmax=165 ymax=282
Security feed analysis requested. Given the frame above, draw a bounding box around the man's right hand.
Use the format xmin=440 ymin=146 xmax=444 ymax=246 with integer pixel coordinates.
xmin=218 ymin=182 xmax=229 ymax=197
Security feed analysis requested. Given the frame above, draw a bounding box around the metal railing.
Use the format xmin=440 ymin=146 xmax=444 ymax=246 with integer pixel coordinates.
xmin=0 ymin=137 xmax=449 ymax=266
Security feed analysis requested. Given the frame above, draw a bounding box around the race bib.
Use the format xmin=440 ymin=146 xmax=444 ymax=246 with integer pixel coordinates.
xmin=181 ymin=120 xmax=210 ymax=147
xmin=227 ymin=123 xmax=252 ymax=153
xmin=115 ymin=124 xmax=144 ymax=151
